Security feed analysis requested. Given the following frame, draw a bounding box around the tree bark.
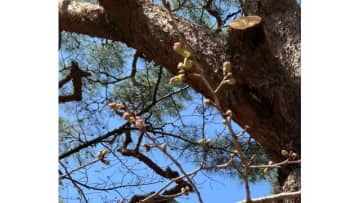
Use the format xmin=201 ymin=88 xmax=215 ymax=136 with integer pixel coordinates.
xmin=59 ymin=0 xmax=300 ymax=193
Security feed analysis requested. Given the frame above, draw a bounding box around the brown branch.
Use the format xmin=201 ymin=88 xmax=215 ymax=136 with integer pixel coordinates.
xmin=140 ymin=138 xmax=234 ymax=203
xmin=129 ymin=189 xmax=177 ymax=203
xmin=59 ymin=61 xmax=91 ymax=103
xmin=59 ymin=85 xmax=189 ymax=160
xmin=202 ymin=0 xmax=223 ymax=32
xmin=223 ymin=9 xmax=242 ymax=24
xmin=143 ymin=132 xmax=203 ymax=203
xmin=118 ymin=148 xmax=188 ymax=186
xmin=171 ymin=0 xmax=187 ymax=12
xmin=141 ymin=166 xmax=202 ymax=202
xmin=87 ymin=50 xmax=140 ymax=85
xmin=59 ymin=124 xmax=127 ymax=160
xmin=59 ymin=158 xmax=100 ymax=179
xmin=119 ymin=148 xmax=192 ymax=203
xmin=65 ymin=177 xmax=163 ymax=192
xmin=59 ymin=161 xmax=89 ymax=203
xmin=85 ymin=49 xmax=140 ymax=85
xmin=131 ymin=51 xmax=139 ymax=78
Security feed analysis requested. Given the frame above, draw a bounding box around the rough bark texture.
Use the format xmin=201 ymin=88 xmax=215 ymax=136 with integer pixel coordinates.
xmin=59 ymin=0 xmax=300 ymax=195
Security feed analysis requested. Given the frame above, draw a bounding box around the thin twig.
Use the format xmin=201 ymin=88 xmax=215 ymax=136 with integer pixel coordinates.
xmin=238 ymin=191 xmax=301 ymax=203
xmin=141 ymin=166 xmax=202 ymax=203
xmin=250 ymin=159 xmax=301 ymax=169
xmin=143 ymin=132 xmax=204 ymax=203
xmin=59 ymin=161 xmax=89 ymax=203
xmin=59 ymin=159 xmax=100 ymax=179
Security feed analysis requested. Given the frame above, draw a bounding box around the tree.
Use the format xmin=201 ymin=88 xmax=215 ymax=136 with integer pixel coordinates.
xmin=59 ymin=0 xmax=300 ymax=202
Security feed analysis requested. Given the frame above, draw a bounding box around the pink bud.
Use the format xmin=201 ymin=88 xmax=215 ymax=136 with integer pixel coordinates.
xmin=108 ymin=102 xmax=116 ymax=108
xmin=122 ymin=112 xmax=131 ymax=120
xmin=173 ymin=42 xmax=191 ymax=58
xmin=223 ymin=61 xmax=231 ymax=68
xmin=135 ymin=117 xmax=145 ymax=130
xmin=108 ymin=102 xmax=124 ymax=110
xmin=173 ymin=42 xmax=183 ymax=51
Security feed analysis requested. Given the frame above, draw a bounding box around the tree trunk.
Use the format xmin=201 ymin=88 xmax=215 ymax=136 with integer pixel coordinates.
xmin=59 ymin=0 xmax=300 ymax=195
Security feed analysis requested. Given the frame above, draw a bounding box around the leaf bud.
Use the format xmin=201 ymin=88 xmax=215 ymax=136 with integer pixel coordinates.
xmin=177 ymin=62 xmax=186 ymax=70
xmin=173 ymin=42 xmax=191 ymax=58
xmin=97 ymin=149 xmax=108 ymax=160
xmin=263 ymin=167 xmax=269 ymax=174
xmin=178 ymin=69 xmax=185 ymax=74
xmin=226 ymin=78 xmax=236 ymax=85
xmin=290 ymin=152 xmax=298 ymax=160
xmin=222 ymin=61 xmax=232 ymax=75
xmin=281 ymin=149 xmax=289 ymax=157
xmin=204 ymin=98 xmax=211 ymax=106
xmin=101 ymin=159 xmax=110 ymax=165
xmin=226 ymin=109 xmax=232 ymax=117
xmin=183 ymin=58 xmax=193 ymax=69
xmin=198 ymin=138 xmax=206 ymax=146
xmin=160 ymin=143 xmax=167 ymax=152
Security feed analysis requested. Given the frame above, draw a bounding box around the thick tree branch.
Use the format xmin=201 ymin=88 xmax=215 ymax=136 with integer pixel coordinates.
xmin=59 ymin=1 xmax=111 ymax=40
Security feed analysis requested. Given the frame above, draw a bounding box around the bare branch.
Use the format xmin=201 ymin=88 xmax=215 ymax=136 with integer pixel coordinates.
xmin=59 ymin=158 xmax=100 ymax=179
xmin=144 ymin=132 xmax=204 ymax=203
xmin=59 ymin=61 xmax=91 ymax=103
xmin=238 ymin=191 xmax=301 ymax=203
xmin=59 ymin=124 xmax=127 ymax=160
xmin=202 ymin=0 xmax=223 ymax=32
xmin=59 ymin=161 xmax=89 ymax=203
xmin=250 ymin=159 xmax=301 ymax=169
